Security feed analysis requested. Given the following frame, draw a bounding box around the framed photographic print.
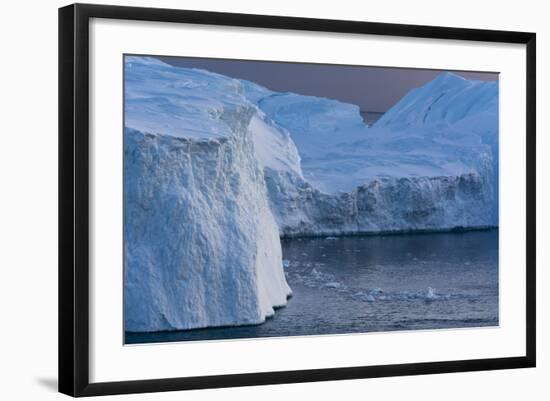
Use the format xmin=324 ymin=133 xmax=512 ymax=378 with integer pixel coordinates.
xmin=58 ymin=3 xmax=536 ymax=397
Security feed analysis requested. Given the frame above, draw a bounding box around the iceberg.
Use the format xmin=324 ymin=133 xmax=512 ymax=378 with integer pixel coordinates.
xmin=124 ymin=57 xmax=290 ymax=332
xmin=247 ymin=72 xmax=498 ymax=236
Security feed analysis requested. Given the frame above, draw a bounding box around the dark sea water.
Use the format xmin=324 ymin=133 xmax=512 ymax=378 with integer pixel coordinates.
xmin=360 ymin=110 xmax=385 ymax=126
xmin=126 ymin=230 xmax=498 ymax=344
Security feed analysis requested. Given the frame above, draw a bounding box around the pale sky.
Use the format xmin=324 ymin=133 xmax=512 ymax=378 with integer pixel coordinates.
xmin=157 ymin=56 xmax=498 ymax=112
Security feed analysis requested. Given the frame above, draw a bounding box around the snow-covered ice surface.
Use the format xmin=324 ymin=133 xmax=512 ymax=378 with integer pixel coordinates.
xmin=124 ymin=57 xmax=291 ymax=332
xmin=124 ymin=56 xmax=498 ymax=332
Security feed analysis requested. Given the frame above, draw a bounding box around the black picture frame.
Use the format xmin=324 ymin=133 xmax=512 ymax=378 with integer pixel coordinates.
xmin=59 ymin=3 xmax=536 ymax=397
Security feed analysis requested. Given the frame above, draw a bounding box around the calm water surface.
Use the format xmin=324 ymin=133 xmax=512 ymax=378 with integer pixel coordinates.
xmin=126 ymin=230 xmax=498 ymax=344
xmin=360 ymin=110 xmax=385 ymax=126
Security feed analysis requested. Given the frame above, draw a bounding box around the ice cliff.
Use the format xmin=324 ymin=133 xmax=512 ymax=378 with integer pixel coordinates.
xmin=124 ymin=57 xmax=290 ymax=332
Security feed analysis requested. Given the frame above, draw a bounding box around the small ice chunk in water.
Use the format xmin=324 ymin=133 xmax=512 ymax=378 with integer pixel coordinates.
xmin=325 ymin=236 xmax=338 ymax=240
xmin=282 ymin=259 xmax=291 ymax=268
xmin=426 ymin=287 xmax=437 ymax=300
